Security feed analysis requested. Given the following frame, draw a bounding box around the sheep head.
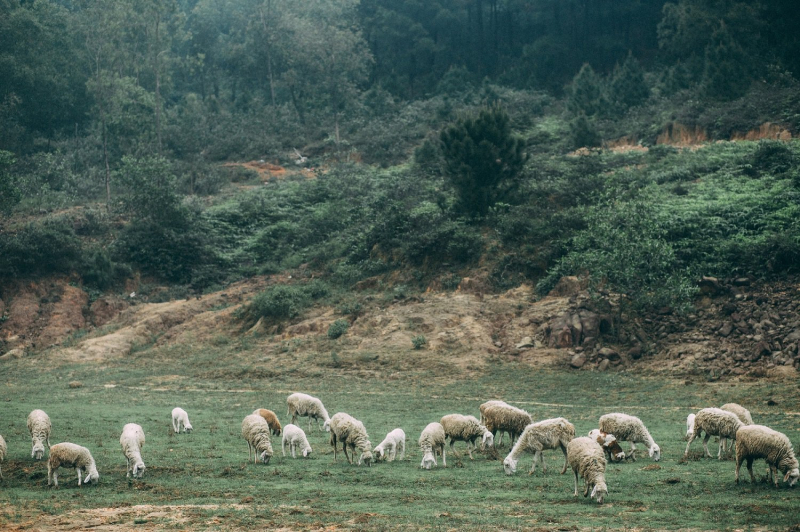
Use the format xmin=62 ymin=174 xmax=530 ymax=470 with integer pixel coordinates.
xmin=502 ymin=457 xmax=517 ymax=475
xmin=32 ymin=442 xmax=45 ymax=460
xmin=649 ymin=443 xmax=661 ymax=461
xmin=784 ymin=468 xmax=799 ymax=487
xmin=132 ymin=461 xmax=146 ymax=478
xmin=591 ymin=482 xmax=608 ymax=504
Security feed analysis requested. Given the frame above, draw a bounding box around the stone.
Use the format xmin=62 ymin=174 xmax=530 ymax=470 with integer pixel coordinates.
xmin=556 ymin=327 xmax=573 ymax=348
xmin=570 ymin=353 xmax=587 ymax=369
xmin=68 ymin=381 xmax=83 ymax=388
xmin=516 ymin=336 xmax=535 ymax=349
xmin=718 ymin=322 xmax=734 ymax=337
xmin=629 ymin=346 xmax=643 ymax=360
xmin=733 ymin=277 xmax=751 ymax=286
xmin=547 ymin=276 xmax=586 ymax=298
xmin=784 ymin=329 xmax=800 ymax=343
xmin=698 ymin=276 xmax=722 ymax=295
xmin=597 ymin=359 xmax=610 ymax=371
xmin=752 ymin=341 xmax=771 ymax=361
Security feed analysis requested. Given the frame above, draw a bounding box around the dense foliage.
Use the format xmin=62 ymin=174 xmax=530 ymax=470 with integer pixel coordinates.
xmin=2 ymin=0 xmax=800 ymax=314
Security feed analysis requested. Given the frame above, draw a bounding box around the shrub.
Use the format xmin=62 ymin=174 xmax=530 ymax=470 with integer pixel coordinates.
xmin=412 ymin=335 xmax=427 ymax=350
xmin=748 ymin=140 xmax=797 ymax=177
xmin=0 ymin=222 xmax=82 ymax=279
xmin=237 ymin=284 xmax=310 ymax=326
xmin=327 ymin=319 xmax=349 ymax=339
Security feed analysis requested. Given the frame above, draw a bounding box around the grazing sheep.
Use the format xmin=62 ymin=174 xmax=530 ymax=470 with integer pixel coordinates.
xmin=241 ymin=414 xmax=274 ymax=464
xmin=0 ymin=434 xmax=6 ymax=479
xmin=685 ymin=408 xmax=743 ymax=459
xmin=503 ymin=417 xmax=575 ymax=476
xmin=720 ymin=403 xmax=753 ymax=451
xmin=253 ymin=408 xmax=283 ymax=436
xmin=27 ymin=409 xmax=51 ymax=460
xmin=588 ymin=429 xmax=626 ymax=462
xmin=685 ymin=413 xmax=696 ymax=440
xmin=720 ymin=403 xmax=753 ymax=425
xmin=119 ymin=423 xmax=146 ymax=478
xmin=281 ymin=424 xmax=312 ymax=458
xmin=735 ymin=424 xmax=799 ymax=488
xmin=171 ymin=408 xmax=193 ymax=434
xmin=567 ymin=437 xmax=608 ymax=504
xmin=373 ymin=428 xmax=406 ymax=462
xmin=328 ymin=412 xmax=373 ymax=466
xmin=483 ymin=404 xmax=532 ymax=448
xmin=47 ymin=443 xmax=100 ymax=488
xmin=440 ymin=414 xmax=494 ymax=460
xmin=419 ymin=422 xmax=446 ymax=469
xmin=479 ymin=400 xmax=511 ymax=445
xmin=287 ymin=393 xmax=331 ymax=432
xmin=599 ymin=413 xmax=660 ymax=462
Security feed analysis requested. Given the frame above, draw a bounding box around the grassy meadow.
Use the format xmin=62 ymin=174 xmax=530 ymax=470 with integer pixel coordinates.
xmin=0 ymin=354 xmax=799 ymax=530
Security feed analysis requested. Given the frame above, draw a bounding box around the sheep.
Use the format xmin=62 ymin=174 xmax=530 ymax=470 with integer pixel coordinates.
xmin=483 ymin=404 xmax=532 ymax=449
xmin=567 ymin=436 xmax=608 ymax=504
xmin=373 ymin=428 xmax=406 ymax=462
xmin=281 ymin=424 xmax=312 ymax=458
xmin=720 ymin=403 xmax=753 ymax=451
xmin=684 ymin=408 xmax=743 ymax=460
xmin=47 ymin=443 xmax=100 ymax=488
xmin=735 ymin=424 xmax=799 ymax=488
xmin=171 ymin=407 xmax=193 ymax=434
xmin=685 ymin=413 xmax=696 ymax=440
xmin=241 ymin=414 xmax=274 ymax=464
xmin=328 ymin=412 xmax=373 ymax=466
xmin=287 ymin=393 xmax=331 ymax=433
xmin=503 ymin=417 xmax=575 ymax=476
xmin=598 ymin=413 xmax=660 ymax=462
xmin=253 ymin=408 xmax=282 ymax=436
xmin=419 ymin=422 xmax=447 ymax=469
xmin=0 ymin=434 xmax=5 ymax=479
xmin=440 ymin=414 xmax=494 ymax=460
xmin=119 ymin=423 xmax=146 ymax=479
xmin=479 ymin=400 xmax=511 ymax=445
xmin=588 ymin=429 xmax=626 ymax=462
xmin=27 ymin=409 xmax=51 ymax=460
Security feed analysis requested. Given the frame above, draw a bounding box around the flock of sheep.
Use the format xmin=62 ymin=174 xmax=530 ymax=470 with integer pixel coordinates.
xmin=2 ymin=394 xmax=798 ymax=504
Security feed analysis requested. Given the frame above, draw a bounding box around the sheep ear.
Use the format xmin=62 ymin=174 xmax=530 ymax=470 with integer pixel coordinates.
xmin=590 ymin=485 xmax=597 ymax=498
xmin=784 ymin=470 xmax=791 ymax=482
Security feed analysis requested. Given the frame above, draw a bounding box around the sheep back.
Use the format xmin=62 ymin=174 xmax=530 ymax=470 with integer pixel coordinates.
xmin=694 ymin=408 xmax=743 ymax=439
xmin=241 ymin=414 xmax=274 ymax=462
xmin=440 ymin=414 xmax=488 ymax=444
xmin=483 ymin=404 xmax=532 ymax=438
xmin=287 ymin=393 xmax=329 ymax=420
xmin=27 ymin=409 xmax=51 ymax=459
xmin=736 ymin=425 xmax=799 ymax=478
xmin=720 ymin=403 xmax=753 ymax=425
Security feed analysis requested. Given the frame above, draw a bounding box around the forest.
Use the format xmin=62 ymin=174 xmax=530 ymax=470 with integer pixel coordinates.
xmin=2 ymin=0 xmax=800 ymax=312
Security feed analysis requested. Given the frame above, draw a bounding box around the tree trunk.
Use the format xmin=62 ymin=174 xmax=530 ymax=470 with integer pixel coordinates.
xmin=259 ymin=2 xmax=277 ymax=107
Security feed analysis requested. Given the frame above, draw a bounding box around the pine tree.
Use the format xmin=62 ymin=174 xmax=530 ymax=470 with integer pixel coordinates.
xmin=610 ymin=52 xmax=650 ymax=112
xmin=568 ymin=63 xmax=606 ymax=117
xmin=439 ymin=105 xmax=526 ymax=218
xmin=702 ymin=23 xmax=749 ymax=100
xmin=569 ymin=113 xmax=602 ymax=150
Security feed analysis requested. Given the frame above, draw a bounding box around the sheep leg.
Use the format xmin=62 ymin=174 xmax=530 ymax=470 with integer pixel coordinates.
xmin=573 ymin=470 xmax=579 ymax=496
xmin=529 ymin=450 xmax=540 ymax=475
xmin=702 ymin=434 xmax=712 ymax=458
xmin=735 ymin=456 xmax=743 ymax=483
xmin=629 ymin=442 xmax=637 ymax=461
xmin=746 ymin=457 xmax=756 ymax=484
xmin=441 ymin=445 xmax=447 ymax=467
xmin=291 ymin=442 xmax=297 ymax=459
xmin=77 ymin=468 xmax=83 ymax=487
xmin=684 ymin=432 xmax=697 ymax=457
xmin=398 ymin=440 xmax=405 ymax=461
xmin=51 ymin=469 xmax=59 ymax=488
xmin=541 ymin=451 xmax=547 ymax=474
xmin=282 ymin=438 xmax=287 ymax=458
xmin=717 ymin=438 xmax=725 ymax=460
xmin=247 ymin=442 xmax=252 ymax=462
xmin=342 ymin=442 xmax=351 ymax=464
xmin=769 ymin=464 xmax=779 ymax=487
xmin=560 ymin=443 xmax=569 ymax=474
xmin=331 ymin=434 xmax=337 ymax=461
xmin=0 ymin=464 xmax=3 ymax=479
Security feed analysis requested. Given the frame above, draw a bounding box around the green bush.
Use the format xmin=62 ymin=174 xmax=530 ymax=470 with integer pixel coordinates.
xmin=238 ymin=284 xmax=310 ymax=326
xmin=0 ymin=222 xmax=83 ymax=279
xmin=327 ymin=319 xmax=350 ymax=339
xmin=412 ymin=335 xmax=427 ymax=350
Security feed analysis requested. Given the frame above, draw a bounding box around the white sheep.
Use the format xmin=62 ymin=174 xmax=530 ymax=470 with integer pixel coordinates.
xmin=0 ymin=434 xmax=6 ymax=479
xmin=47 ymin=442 xmax=100 ymax=488
xmin=503 ymin=417 xmax=575 ymax=476
xmin=588 ymin=429 xmax=626 ymax=462
xmin=483 ymin=404 xmax=532 ymax=449
xmin=567 ymin=436 xmax=608 ymax=504
xmin=720 ymin=403 xmax=753 ymax=451
xmin=119 ymin=423 xmax=146 ymax=478
xmin=440 ymin=414 xmax=494 ymax=460
xmin=171 ymin=407 xmax=193 ymax=434
xmin=684 ymin=408 xmax=743 ymax=459
xmin=598 ymin=413 xmax=660 ymax=462
xmin=373 ymin=428 xmax=406 ymax=462
xmin=287 ymin=393 xmax=331 ymax=432
xmin=479 ymin=400 xmax=511 ymax=445
xmin=27 ymin=409 xmax=51 ymax=460
xmin=735 ymin=424 xmax=799 ymax=488
xmin=419 ymin=422 xmax=446 ymax=469
xmin=281 ymin=424 xmax=312 ymax=458
xmin=241 ymin=414 xmax=274 ymax=464
xmin=328 ymin=412 xmax=373 ymax=466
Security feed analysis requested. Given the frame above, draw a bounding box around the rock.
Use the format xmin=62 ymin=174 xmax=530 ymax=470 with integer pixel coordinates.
xmin=721 ymin=302 xmax=737 ymax=315
xmin=516 ymin=336 xmax=535 ymax=349
xmin=718 ymin=322 xmax=734 ymax=337
xmin=598 ymin=347 xmax=618 ymax=358
xmin=547 ymin=276 xmax=586 ymax=298
xmin=555 ymin=326 xmax=573 ymax=348
xmin=68 ymin=381 xmax=83 ymax=388
xmin=733 ymin=277 xmax=751 ymax=286
xmin=570 ymin=353 xmax=587 ymax=369
xmin=784 ymin=330 xmax=800 ymax=343
xmin=629 ymin=346 xmax=643 ymax=360
xmin=0 ymin=348 xmax=25 ymax=361
xmin=698 ymin=276 xmax=722 ymax=295
xmin=752 ymin=341 xmax=771 ymax=361
xmin=597 ymin=359 xmax=610 ymax=371
xmin=493 ymin=341 xmax=502 ymax=348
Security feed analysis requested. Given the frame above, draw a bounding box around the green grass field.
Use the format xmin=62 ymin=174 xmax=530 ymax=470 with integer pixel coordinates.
xmin=1 ymin=353 xmax=799 ymax=530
